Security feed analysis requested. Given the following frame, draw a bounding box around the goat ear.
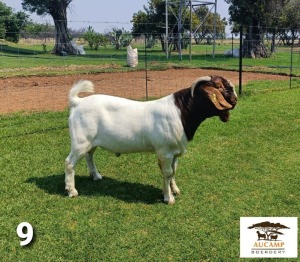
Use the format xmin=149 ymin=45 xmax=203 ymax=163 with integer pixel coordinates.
xmin=203 ymin=85 xmax=232 ymax=110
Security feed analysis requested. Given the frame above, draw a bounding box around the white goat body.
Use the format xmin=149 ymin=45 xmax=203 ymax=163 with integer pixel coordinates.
xmin=65 ymin=77 xmax=237 ymax=204
xmin=68 ymin=86 xmax=187 ymax=156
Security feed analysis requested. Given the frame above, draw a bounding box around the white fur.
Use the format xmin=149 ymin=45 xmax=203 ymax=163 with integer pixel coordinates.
xmin=65 ymin=80 xmax=188 ymax=204
xmin=68 ymin=80 xmax=95 ymax=107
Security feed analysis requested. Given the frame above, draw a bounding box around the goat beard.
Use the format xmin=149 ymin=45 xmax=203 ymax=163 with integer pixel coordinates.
xmin=219 ymin=110 xmax=230 ymax=122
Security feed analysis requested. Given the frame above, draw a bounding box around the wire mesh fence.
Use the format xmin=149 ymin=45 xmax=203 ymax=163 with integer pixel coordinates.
xmin=1 ymin=25 xmax=299 ymax=69
xmin=0 ymin=23 xmax=299 ymax=119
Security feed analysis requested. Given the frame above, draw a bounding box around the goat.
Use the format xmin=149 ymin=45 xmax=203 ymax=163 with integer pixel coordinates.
xmin=257 ymin=231 xmax=266 ymax=240
xmin=65 ymin=75 xmax=237 ymax=204
xmin=270 ymin=234 xmax=278 ymax=241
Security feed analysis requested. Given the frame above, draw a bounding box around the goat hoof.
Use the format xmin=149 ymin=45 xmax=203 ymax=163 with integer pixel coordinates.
xmin=66 ymin=188 xmax=78 ymax=197
xmin=90 ymin=172 xmax=102 ymax=181
xmin=172 ymin=188 xmax=180 ymax=195
xmin=164 ymin=196 xmax=175 ymax=205
xmin=167 ymin=199 xmax=175 ymax=205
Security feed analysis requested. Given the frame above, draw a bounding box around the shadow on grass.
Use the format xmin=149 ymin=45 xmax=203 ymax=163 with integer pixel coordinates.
xmin=26 ymin=174 xmax=163 ymax=205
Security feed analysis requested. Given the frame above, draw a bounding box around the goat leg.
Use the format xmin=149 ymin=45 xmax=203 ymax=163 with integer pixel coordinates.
xmin=85 ymin=147 xmax=102 ymax=181
xmin=158 ymin=155 xmax=176 ymax=205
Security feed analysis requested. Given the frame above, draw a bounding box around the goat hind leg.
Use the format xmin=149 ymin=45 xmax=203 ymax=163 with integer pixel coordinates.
xmin=85 ymin=147 xmax=102 ymax=181
xmin=65 ymin=152 xmax=82 ymax=197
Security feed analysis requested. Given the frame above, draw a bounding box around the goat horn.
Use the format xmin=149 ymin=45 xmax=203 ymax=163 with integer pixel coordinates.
xmin=191 ymin=76 xmax=212 ymax=97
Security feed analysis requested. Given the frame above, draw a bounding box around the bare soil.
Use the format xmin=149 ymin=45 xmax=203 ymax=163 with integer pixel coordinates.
xmin=0 ymin=68 xmax=289 ymax=114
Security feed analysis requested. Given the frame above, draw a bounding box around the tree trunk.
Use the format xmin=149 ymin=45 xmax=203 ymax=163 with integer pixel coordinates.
xmin=50 ymin=4 xmax=77 ymax=55
xmin=242 ymin=25 xmax=269 ymax=58
xmin=159 ymin=35 xmax=165 ymax=52
xmin=271 ymin=29 xmax=276 ymax=53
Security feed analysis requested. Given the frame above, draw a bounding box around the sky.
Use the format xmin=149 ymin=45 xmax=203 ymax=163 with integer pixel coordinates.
xmin=3 ymin=0 xmax=230 ymax=34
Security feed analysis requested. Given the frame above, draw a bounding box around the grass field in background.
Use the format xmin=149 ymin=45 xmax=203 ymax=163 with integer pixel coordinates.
xmin=1 ymin=40 xmax=299 ymax=77
xmin=0 ymin=80 xmax=299 ymax=261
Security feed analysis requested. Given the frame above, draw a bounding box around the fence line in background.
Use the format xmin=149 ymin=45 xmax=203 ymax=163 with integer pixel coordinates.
xmin=0 ymin=25 xmax=299 ymax=116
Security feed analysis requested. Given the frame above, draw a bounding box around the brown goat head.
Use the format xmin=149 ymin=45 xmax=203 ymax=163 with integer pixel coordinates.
xmin=191 ymin=75 xmax=237 ymax=122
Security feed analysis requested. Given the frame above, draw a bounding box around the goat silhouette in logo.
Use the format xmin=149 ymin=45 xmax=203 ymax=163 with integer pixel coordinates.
xmin=256 ymin=231 xmax=266 ymax=240
xmin=270 ymin=234 xmax=278 ymax=241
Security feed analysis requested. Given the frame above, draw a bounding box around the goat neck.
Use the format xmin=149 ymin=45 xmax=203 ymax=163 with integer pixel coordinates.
xmin=173 ymin=87 xmax=209 ymax=141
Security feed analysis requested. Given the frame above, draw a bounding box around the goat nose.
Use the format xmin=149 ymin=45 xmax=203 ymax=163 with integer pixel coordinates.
xmin=231 ymin=98 xmax=237 ymax=108
xmin=233 ymin=95 xmax=238 ymax=103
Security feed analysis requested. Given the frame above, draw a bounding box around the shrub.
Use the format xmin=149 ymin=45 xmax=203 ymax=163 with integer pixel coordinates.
xmin=83 ymin=26 xmax=109 ymax=50
xmin=107 ymin=28 xmax=133 ymax=50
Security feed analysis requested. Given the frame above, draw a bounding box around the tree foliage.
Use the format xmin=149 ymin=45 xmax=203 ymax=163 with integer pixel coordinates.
xmin=279 ymin=0 xmax=300 ymax=45
xmin=0 ymin=2 xmax=28 ymax=42
xmin=225 ymin=0 xmax=271 ymax=58
xmin=22 ymin=0 xmax=77 ymax=54
xmin=21 ymin=21 xmax=55 ymax=41
xmin=132 ymin=0 xmax=166 ymax=50
xmin=132 ymin=0 xmax=226 ymax=51
xmin=193 ymin=6 xmax=227 ymax=44
xmin=226 ymin=0 xmax=300 ymax=57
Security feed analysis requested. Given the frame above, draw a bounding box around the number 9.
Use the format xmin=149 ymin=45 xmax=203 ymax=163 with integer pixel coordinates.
xmin=16 ymin=222 xmax=33 ymax=246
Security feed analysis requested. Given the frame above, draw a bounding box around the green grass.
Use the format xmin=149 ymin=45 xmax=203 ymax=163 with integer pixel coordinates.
xmin=0 ymin=80 xmax=299 ymax=261
xmin=1 ymin=41 xmax=299 ymax=77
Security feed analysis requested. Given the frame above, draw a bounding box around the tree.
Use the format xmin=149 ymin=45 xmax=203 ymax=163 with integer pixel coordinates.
xmin=0 ymin=2 xmax=28 ymax=42
xmin=132 ymin=0 xmax=167 ymax=51
xmin=229 ymin=0 xmax=300 ymax=51
xmin=132 ymin=0 xmax=226 ymax=52
xmin=279 ymin=0 xmax=300 ymax=45
xmin=264 ymin=0 xmax=285 ymax=52
xmin=248 ymin=221 xmax=290 ymax=240
xmin=225 ymin=0 xmax=270 ymax=58
xmin=193 ymin=6 xmax=227 ymax=44
xmin=22 ymin=0 xmax=77 ymax=54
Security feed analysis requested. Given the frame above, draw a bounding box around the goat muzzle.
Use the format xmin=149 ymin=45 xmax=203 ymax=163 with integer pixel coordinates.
xmin=229 ymin=95 xmax=237 ymax=109
xmin=219 ymin=110 xmax=230 ymax=122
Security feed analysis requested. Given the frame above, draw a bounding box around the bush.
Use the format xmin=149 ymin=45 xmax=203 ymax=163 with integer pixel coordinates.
xmin=107 ymin=28 xmax=133 ymax=50
xmin=83 ymin=26 xmax=109 ymax=50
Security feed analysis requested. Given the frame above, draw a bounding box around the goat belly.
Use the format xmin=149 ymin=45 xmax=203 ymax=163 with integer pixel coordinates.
xmin=95 ymin=128 xmax=156 ymax=153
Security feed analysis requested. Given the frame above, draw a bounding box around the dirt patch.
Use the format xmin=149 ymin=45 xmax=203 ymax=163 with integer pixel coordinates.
xmin=0 ymin=68 xmax=289 ymax=114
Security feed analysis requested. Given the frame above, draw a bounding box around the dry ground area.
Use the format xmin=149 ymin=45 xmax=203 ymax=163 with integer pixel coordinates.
xmin=0 ymin=68 xmax=289 ymax=114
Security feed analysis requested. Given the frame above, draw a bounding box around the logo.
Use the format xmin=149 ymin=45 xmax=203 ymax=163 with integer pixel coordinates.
xmin=240 ymin=217 xmax=298 ymax=258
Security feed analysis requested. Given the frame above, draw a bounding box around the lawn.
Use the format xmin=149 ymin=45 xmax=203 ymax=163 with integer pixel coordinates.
xmin=1 ymin=40 xmax=299 ymax=77
xmin=0 ymin=80 xmax=299 ymax=261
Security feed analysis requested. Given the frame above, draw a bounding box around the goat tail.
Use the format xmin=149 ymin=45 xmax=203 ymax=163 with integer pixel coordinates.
xmin=69 ymin=80 xmax=95 ymax=107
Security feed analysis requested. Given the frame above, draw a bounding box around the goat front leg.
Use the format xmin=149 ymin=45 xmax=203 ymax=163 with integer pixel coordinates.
xmin=85 ymin=147 xmax=102 ymax=181
xmin=170 ymin=157 xmax=180 ymax=195
xmin=158 ymin=155 xmax=177 ymax=205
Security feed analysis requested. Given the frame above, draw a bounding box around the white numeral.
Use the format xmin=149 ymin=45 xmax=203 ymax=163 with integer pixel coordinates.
xmin=16 ymin=222 xmax=33 ymax=246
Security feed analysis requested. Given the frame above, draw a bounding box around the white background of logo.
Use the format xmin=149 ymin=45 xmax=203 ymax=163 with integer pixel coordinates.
xmin=240 ymin=217 xmax=298 ymax=258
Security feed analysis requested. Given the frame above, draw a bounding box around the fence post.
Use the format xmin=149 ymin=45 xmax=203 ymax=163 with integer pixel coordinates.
xmin=239 ymin=25 xmax=243 ymax=95
xmin=289 ymin=40 xmax=294 ymax=89
xmin=145 ymin=36 xmax=148 ymax=101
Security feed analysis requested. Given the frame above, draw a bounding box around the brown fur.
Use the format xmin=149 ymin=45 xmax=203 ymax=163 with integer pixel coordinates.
xmin=174 ymin=75 xmax=237 ymax=141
